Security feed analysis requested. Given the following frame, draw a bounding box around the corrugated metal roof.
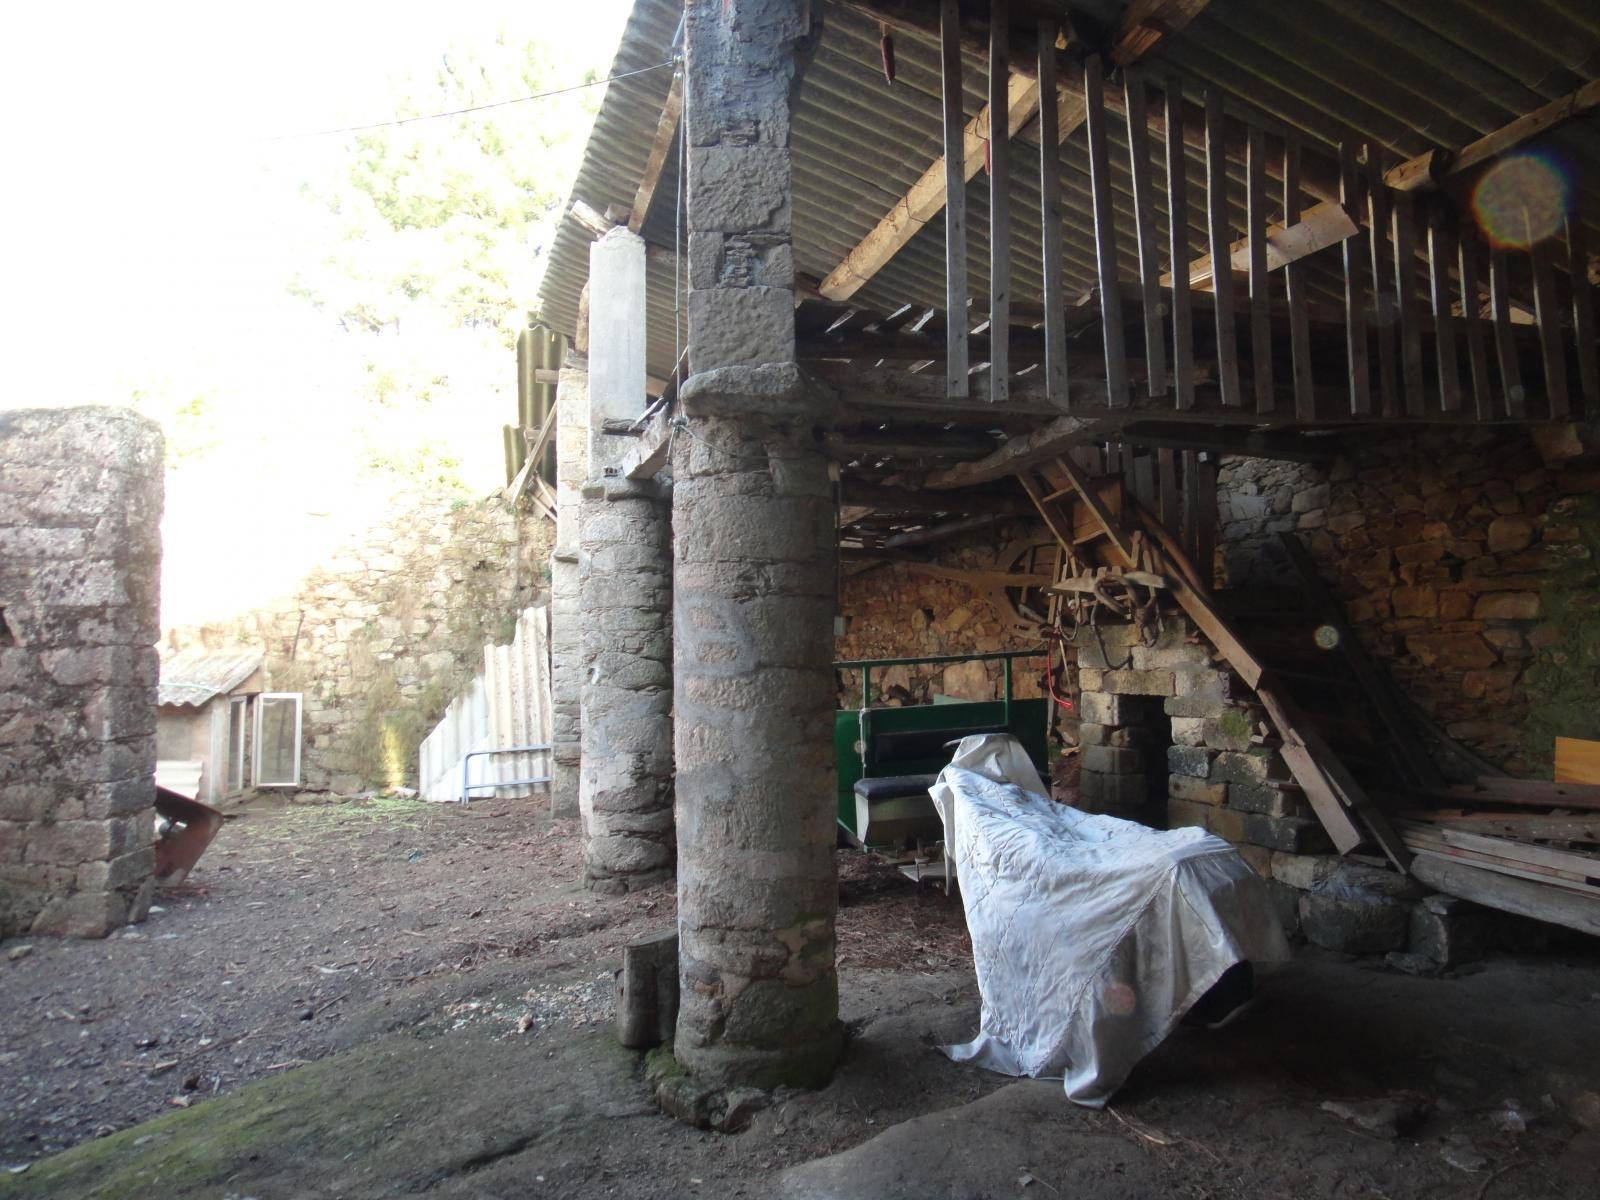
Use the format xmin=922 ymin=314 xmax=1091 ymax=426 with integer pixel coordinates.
xmin=158 ymin=648 xmax=262 ymax=708
xmin=537 ymin=1 xmax=1600 ymax=380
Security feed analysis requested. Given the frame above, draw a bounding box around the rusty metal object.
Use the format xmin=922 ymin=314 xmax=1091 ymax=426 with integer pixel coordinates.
xmin=153 ymin=786 xmax=224 ymax=886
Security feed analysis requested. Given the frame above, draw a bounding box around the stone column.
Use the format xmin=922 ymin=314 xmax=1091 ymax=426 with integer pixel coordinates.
xmin=672 ymin=0 xmax=840 ymax=1089
xmin=578 ymin=226 xmax=675 ymax=890
xmin=549 ymin=353 xmax=589 ymax=818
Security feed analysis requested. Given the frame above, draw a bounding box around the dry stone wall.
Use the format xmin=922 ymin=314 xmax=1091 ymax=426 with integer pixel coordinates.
xmin=168 ymin=491 xmax=548 ymax=793
xmin=1 ymin=407 xmax=163 ymax=938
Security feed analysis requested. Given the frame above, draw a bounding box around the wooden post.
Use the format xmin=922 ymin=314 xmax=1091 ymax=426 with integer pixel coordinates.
xmin=1157 ymin=447 xmax=1179 ymax=530
xmin=1570 ymin=214 xmax=1599 ymax=416
xmin=1339 ymin=143 xmax=1371 ymax=416
xmin=1489 ymin=246 xmax=1526 ymax=418
xmin=1204 ymin=89 xmax=1241 ymax=407
xmin=1392 ymin=193 xmax=1425 ymax=415
xmin=1247 ymin=126 xmax=1274 ymax=414
xmin=1165 ymin=79 xmax=1194 ymax=412
xmin=1427 ymin=211 xmax=1462 ymax=415
xmin=1283 ymin=138 xmax=1315 ymax=420
xmin=1125 ymin=71 xmax=1167 ymax=398
xmin=1365 ymin=150 xmax=1400 ymax=418
xmin=987 ymin=0 xmax=1010 ymax=404
xmin=1037 ymin=14 xmax=1067 ymax=406
xmin=1530 ymin=236 xmax=1570 ymax=418
xmin=1085 ymin=55 xmax=1128 ymax=407
xmin=617 ymin=930 xmax=679 ymax=1049
xmin=1457 ymin=234 xmax=1493 ymax=420
xmin=940 ymin=0 xmax=969 ymax=398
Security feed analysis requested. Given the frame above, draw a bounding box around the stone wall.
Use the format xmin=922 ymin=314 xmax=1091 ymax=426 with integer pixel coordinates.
xmin=1 ymin=407 xmax=163 ymax=938
xmin=834 ymin=523 xmax=1048 ymax=705
xmin=1216 ymin=427 xmax=1597 ymax=774
xmin=167 ymin=491 xmax=549 ymax=793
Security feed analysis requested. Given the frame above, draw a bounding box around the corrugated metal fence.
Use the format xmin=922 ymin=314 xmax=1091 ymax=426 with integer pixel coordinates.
xmin=418 ymin=605 xmax=554 ymax=803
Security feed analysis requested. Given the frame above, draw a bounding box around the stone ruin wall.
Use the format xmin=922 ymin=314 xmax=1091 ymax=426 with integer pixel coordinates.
xmin=166 ymin=491 xmax=550 ymax=794
xmin=0 ymin=408 xmax=163 ymax=938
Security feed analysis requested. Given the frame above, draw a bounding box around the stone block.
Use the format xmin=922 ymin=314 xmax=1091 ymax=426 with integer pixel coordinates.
xmin=1409 ymin=903 xmax=1490 ymax=967
xmin=1169 ymin=716 xmax=1207 ymax=747
xmin=1167 ymin=745 xmax=1215 ymax=778
xmin=1101 ymin=669 xmax=1175 ymax=696
xmin=1486 ymin=515 xmax=1535 ymax=554
xmin=1243 ymin=813 xmax=1331 ymax=854
xmin=1076 ymin=722 xmax=1112 ymax=746
xmin=1300 ymin=886 xmax=1411 ymax=955
xmin=1210 ymin=749 xmax=1289 ymax=785
xmin=1078 ymin=770 xmax=1151 ymax=816
xmin=1229 ymin=781 xmax=1310 ymax=819
xmin=1473 ymin=591 xmax=1539 ymax=620
xmin=1163 ymin=695 xmax=1232 ymax=719
xmin=1235 ymin=842 xmax=1274 ymax=877
xmin=1130 ymin=641 xmax=1212 ymax=671
xmin=1076 ymin=692 xmax=1127 ymax=726
xmin=1169 ymin=775 xmax=1227 ymax=806
xmin=1265 ymin=880 xmax=1303 ymax=939
xmin=1167 ymin=797 xmax=1247 ymax=842
xmin=1271 ymin=851 xmax=1341 ymax=891
xmin=1076 ymin=668 xmax=1104 ymax=691
xmin=1200 ymin=710 xmax=1258 ymax=751
xmin=1082 ymin=744 xmax=1142 ymax=775
xmin=1173 ymin=669 xmax=1230 ymax=700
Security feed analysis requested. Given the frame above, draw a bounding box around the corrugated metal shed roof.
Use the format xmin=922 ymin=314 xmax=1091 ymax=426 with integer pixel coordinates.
xmin=537 ymin=1 xmax=1600 ymax=380
xmin=158 ymin=649 xmax=263 ymax=708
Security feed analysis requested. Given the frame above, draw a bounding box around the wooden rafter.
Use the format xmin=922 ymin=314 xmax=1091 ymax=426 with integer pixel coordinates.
xmin=628 ymin=70 xmax=683 ymax=235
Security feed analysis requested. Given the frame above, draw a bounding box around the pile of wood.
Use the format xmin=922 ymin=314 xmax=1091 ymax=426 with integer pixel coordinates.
xmin=1396 ymin=779 xmax=1600 ymax=937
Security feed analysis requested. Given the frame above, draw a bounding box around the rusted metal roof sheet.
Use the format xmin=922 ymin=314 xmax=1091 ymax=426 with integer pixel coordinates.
xmin=157 ymin=649 xmax=263 ymax=708
xmin=537 ymin=1 xmax=1600 ymax=380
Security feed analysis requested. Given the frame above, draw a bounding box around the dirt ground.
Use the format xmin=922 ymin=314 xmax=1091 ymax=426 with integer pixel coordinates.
xmin=2 ymin=794 xmax=1599 ymax=1199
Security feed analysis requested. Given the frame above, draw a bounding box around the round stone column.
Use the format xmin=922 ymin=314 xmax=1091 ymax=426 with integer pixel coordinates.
xmin=578 ymin=476 xmax=674 ymax=893
xmin=671 ymin=371 xmax=840 ymax=1088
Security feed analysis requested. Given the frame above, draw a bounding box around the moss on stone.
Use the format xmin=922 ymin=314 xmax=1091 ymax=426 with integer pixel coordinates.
xmin=1521 ymin=494 xmax=1600 ymax=774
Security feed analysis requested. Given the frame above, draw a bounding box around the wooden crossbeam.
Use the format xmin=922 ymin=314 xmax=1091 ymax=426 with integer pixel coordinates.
xmin=940 ymin=0 xmax=969 ymax=397
xmin=628 ymin=71 xmax=683 ymax=235
xmin=1164 ymin=199 xmax=1359 ymax=291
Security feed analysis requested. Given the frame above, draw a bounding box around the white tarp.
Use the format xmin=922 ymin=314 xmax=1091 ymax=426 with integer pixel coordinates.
xmin=931 ymin=734 xmax=1289 ymax=1107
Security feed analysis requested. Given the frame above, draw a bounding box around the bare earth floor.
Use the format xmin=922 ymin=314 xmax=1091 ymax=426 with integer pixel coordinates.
xmin=1 ymin=795 xmax=1598 ymax=1199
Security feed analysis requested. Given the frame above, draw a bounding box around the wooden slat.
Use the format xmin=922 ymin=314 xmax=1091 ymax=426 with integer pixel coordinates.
xmin=1036 ymin=15 xmax=1067 ymax=406
xmin=1426 ymin=212 xmax=1462 ymax=415
xmin=1402 ymin=822 xmax=1600 ymax=883
xmin=1124 ymin=72 xmax=1167 ymax=398
xmin=1364 ymin=152 xmax=1399 ymax=418
xmin=1168 ymin=199 xmax=1357 ymax=292
xmin=1247 ymin=126 xmax=1274 ymax=414
xmin=1203 ymin=89 xmax=1241 ymax=407
xmin=1457 ymin=234 xmax=1493 ymax=420
xmin=1165 ymin=78 xmax=1195 ymax=412
xmin=940 ymin=0 xmax=969 ymax=398
xmin=1084 ymin=55 xmax=1128 ymax=408
xmin=1338 ymin=143 xmax=1371 ymax=416
xmin=1529 ymin=237 xmax=1570 ymax=418
xmin=1405 ymin=809 xmax=1600 ymax=844
xmin=1391 ymin=192 xmax=1426 ymax=415
xmin=1283 ymin=139 xmax=1315 ymax=420
xmin=1489 ymin=246 xmax=1526 ymax=418
xmin=628 ymin=71 xmax=683 ymax=234
xmin=1567 ymin=215 xmax=1599 ymax=415
xmin=988 ymin=0 xmax=1011 ymax=405
xmin=1157 ymin=447 xmax=1179 ymax=530
xmin=1181 ymin=448 xmax=1201 ymax=569
xmin=1196 ymin=453 xmax=1217 ymax=590
xmin=1435 ymin=778 xmax=1600 ymax=811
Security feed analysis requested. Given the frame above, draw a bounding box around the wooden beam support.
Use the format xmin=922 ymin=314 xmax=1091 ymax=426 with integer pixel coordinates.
xmin=1426 ymin=211 xmax=1462 ymax=415
xmin=1247 ymin=126 xmax=1274 ymax=414
xmin=1167 ymin=198 xmax=1359 ymax=292
xmin=1037 ymin=14 xmax=1067 ymax=406
xmin=1284 ymin=140 xmax=1315 ymax=420
xmin=1339 ymin=143 xmax=1371 ymax=416
xmin=1568 ymin=213 xmax=1599 ymax=415
xmin=1530 ymin=237 xmax=1571 ymax=419
xmin=940 ymin=0 xmax=969 ymax=398
xmin=1165 ymin=78 xmax=1195 ymax=411
xmin=1084 ymin=54 xmax=1128 ymax=408
xmin=628 ymin=70 xmax=683 ymax=235
xmin=989 ymin=0 xmax=1012 ymax=405
xmin=1125 ymin=70 xmax=1167 ymax=399
xmin=1490 ymin=246 xmax=1527 ymax=419
xmin=1204 ymin=89 xmax=1242 ymax=408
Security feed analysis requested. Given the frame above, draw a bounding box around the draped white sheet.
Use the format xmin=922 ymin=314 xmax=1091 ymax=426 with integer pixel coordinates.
xmin=930 ymin=734 xmax=1290 ymax=1107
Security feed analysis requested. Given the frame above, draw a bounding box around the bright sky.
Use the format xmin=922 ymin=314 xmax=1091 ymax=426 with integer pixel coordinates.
xmin=2 ymin=0 xmax=634 ymax=630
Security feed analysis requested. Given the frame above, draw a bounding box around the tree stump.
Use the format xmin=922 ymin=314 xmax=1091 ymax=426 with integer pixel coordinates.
xmin=617 ymin=929 xmax=679 ymax=1049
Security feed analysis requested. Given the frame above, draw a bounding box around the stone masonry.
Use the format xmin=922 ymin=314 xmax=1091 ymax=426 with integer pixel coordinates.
xmin=0 ymin=407 xmax=163 ymax=938
xmin=550 ymin=352 xmax=590 ymax=818
xmin=672 ymin=0 xmax=841 ymax=1090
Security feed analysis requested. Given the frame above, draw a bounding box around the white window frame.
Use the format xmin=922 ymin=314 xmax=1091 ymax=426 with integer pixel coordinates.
xmin=253 ymin=693 xmax=303 ymax=788
xmin=227 ymin=695 xmax=250 ymax=794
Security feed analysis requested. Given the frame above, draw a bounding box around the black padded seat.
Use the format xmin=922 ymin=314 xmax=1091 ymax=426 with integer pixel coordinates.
xmin=871 ymin=724 xmax=1008 ymax=763
xmin=853 ymin=774 xmax=939 ymax=802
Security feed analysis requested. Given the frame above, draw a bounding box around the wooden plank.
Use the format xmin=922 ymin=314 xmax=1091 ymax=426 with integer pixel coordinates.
xmin=1391 ymin=192 xmax=1426 ymax=415
xmin=1457 ymin=234 xmax=1493 ymax=420
xmin=1530 ymin=236 xmax=1570 ymax=418
xmin=1195 ymin=453 xmax=1217 ymax=590
xmin=1052 ymin=453 xmax=1137 ymax=568
xmin=1404 ymin=809 xmax=1600 ymax=844
xmin=1567 ymin=215 xmax=1599 ymax=416
xmin=1436 ymin=777 xmax=1600 ymax=812
xmin=1489 ymin=246 xmax=1527 ymax=418
xmin=1339 ymin=143 xmax=1371 ymax=416
xmin=1401 ymin=822 xmax=1600 ymax=883
xmin=1165 ymin=78 xmax=1195 ymax=412
xmin=989 ymin=0 xmax=1011 ymax=405
xmin=1247 ymin=126 xmax=1274 ymax=414
xmin=1018 ymin=473 xmax=1080 ymax=557
xmin=1406 ymin=838 xmax=1597 ymax=895
xmin=1181 ymin=448 xmax=1201 ymax=567
xmin=1036 ymin=14 xmax=1067 ymax=407
xmin=1204 ymin=89 xmax=1242 ymax=407
xmin=628 ymin=71 xmax=683 ymax=234
xmin=1257 ymin=684 xmax=1372 ymax=857
xmin=940 ymin=0 xmax=970 ymax=399
xmin=1124 ymin=71 xmax=1167 ymax=398
xmin=1427 ymin=212 xmax=1462 ymax=415
xmin=1365 ymin=151 xmax=1399 ymax=418
xmin=1084 ymin=55 xmax=1129 ymax=408
xmin=1411 ymin=852 xmax=1600 ymax=938
xmin=1556 ymin=736 xmax=1600 ymax=786
xmin=1283 ymin=139 xmax=1315 ymax=420
xmin=1157 ymin=447 xmax=1179 ymax=530
xmin=1166 ymin=199 xmax=1358 ymax=292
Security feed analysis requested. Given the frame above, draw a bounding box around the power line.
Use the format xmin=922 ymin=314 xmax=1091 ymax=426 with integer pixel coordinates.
xmin=263 ymin=60 xmax=674 ymax=142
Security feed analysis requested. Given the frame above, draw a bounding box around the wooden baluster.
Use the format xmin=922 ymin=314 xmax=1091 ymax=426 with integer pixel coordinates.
xmin=1037 ymin=15 xmax=1067 ymax=407
xmin=1165 ymin=77 xmax=1194 ymax=412
xmin=1489 ymin=246 xmax=1526 ymax=418
xmin=1567 ymin=214 xmax=1598 ymax=416
xmin=939 ymin=0 xmax=968 ymax=398
xmin=1364 ymin=149 xmax=1399 ymax=417
xmin=1204 ymin=89 xmax=1241 ymax=407
xmin=1085 ymin=55 xmax=1128 ymax=407
xmin=1125 ymin=71 xmax=1167 ymax=397
xmin=988 ymin=0 xmax=1010 ymax=404
xmin=1457 ymin=233 xmax=1493 ymax=420
xmin=1247 ymin=126 xmax=1274 ymax=414
xmin=1282 ymin=138 xmax=1315 ymax=420
xmin=1339 ymin=143 xmax=1371 ymax=416
xmin=1530 ymin=235 xmax=1570 ymax=418
xmin=1427 ymin=211 xmax=1462 ymax=415
xmin=1157 ymin=447 xmax=1179 ymax=530
xmin=1181 ymin=449 xmax=1201 ymax=567
xmin=1392 ymin=192 xmax=1426 ymax=415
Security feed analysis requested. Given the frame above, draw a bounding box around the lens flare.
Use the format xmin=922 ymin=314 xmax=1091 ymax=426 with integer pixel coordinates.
xmin=1471 ymin=153 xmax=1570 ymax=248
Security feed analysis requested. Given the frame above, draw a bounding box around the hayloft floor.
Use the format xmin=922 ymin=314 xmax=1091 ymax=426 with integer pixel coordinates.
xmin=2 ymin=798 xmax=1597 ymax=1199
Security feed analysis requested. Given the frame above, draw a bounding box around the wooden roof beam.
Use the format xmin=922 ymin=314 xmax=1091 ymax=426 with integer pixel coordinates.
xmin=628 ymin=70 xmax=684 ymax=235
